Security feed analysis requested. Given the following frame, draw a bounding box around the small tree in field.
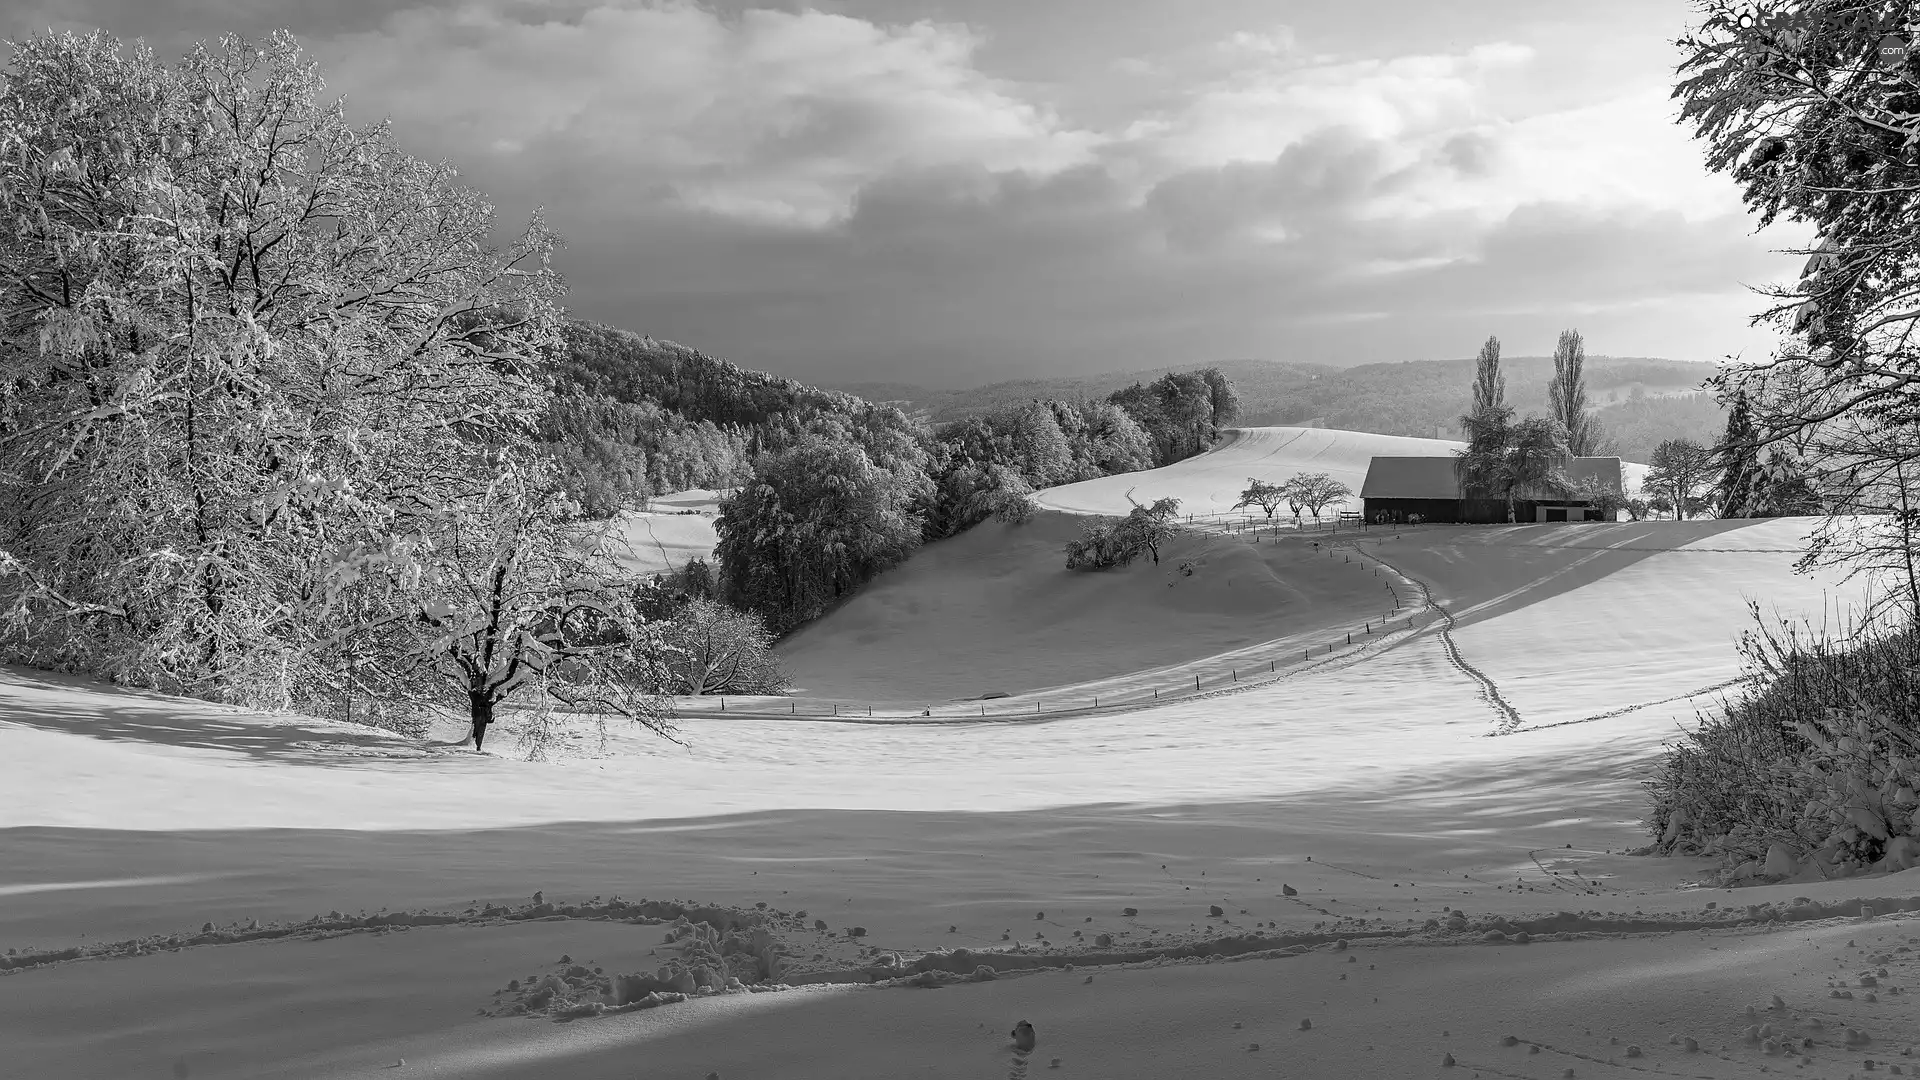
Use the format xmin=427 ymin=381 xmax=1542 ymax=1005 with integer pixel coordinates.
xmin=335 ymin=463 xmax=676 ymax=752
xmin=647 ymin=597 xmax=786 ymax=696
xmin=1645 ymin=439 xmax=1718 ymax=521
xmin=1118 ymin=490 xmax=1182 ymax=564
xmin=1064 ymin=492 xmax=1181 ymax=570
xmin=1292 ymin=473 xmax=1353 ymax=525
xmin=1233 ymin=478 xmax=1287 ymax=521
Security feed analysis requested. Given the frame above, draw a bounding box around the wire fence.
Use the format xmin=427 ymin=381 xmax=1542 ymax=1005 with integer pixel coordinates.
xmin=681 ymin=541 xmax=1433 ymax=723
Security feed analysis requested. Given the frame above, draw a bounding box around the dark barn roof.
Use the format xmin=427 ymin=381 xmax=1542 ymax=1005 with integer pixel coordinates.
xmin=1361 ymin=455 xmax=1623 ymax=501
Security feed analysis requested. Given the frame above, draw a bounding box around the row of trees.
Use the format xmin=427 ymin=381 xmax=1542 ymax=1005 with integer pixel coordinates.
xmin=1233 ymin=472 xmax=1353 ymax=525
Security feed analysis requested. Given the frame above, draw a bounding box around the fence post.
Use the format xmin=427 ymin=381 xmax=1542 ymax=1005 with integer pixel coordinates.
xmin=869 ymin=706 xmax=872 ymax=716
xmin=791 ymin=701 xmax=795 ymax=714
xmin=981 ymin=704 xmax=985 ymax=716
xmin=1037 ymin=701 xmax=1041 ymax=714
xmin=1195 ymin=674 xmax=1200 ymax=690
xmin=833 ymin=704 xmax=837 ymax=716
xmin=1347 ymin=632 xmax=1352 ymax=645
xmin=1270 ymin=659 xmax=1275 ymax=671
xmin=1232 ymin=669 xmax=1237 ymax=682
xmin=721 ymin=698 xmax=725 ymax=712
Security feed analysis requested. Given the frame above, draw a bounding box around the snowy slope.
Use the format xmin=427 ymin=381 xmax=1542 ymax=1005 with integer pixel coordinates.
xmin=0 ymin=444 xmax=1899 ymax=1080
xmin=1035 ymin=426 xmax=1655 ymax=517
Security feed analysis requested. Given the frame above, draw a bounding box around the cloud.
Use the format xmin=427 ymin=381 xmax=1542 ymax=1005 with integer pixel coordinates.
xmin=1 ymin=1 xmax=1802 ymax=384
xmin=315 ymin=1 xmax=1103 ymax=228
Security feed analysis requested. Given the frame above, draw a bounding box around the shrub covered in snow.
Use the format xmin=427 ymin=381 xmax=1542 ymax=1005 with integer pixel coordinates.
xmin=1644 ymin=603 xmax=1920 ymax=878
xmin=1064 ymin=494 xmax=1182 ymax=570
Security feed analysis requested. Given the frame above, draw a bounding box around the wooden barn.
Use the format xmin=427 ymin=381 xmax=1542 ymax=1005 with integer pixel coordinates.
xmin=1360 ymin=455 xmax=1624 ymax=524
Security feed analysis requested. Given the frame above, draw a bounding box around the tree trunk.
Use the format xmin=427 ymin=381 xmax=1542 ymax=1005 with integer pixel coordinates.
xmin=469 ymin=689 xmax=494 ymax=751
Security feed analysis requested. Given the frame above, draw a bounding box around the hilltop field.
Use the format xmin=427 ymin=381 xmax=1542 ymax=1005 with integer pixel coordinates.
xmin=5 ymin=427 xmax=1918 ymax=1080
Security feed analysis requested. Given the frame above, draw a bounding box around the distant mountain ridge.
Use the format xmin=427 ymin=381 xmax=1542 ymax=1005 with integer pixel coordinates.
xmin=824 ymin=355 xmax=1721 ymax=463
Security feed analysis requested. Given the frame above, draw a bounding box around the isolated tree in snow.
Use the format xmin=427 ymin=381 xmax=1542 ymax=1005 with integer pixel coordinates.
xmin=647 ymin=597 xmax=786 ymax=696
xmin=1291 ymin=473 xmax=1354 ymax=525
xmin=1233 ymin=478 xmax=1288 ymax=521
xmin=330 ymin=462 xmax=676 ymax=751
xmin=1547 ymin=328 xmax=1605 ymax=456
xmin=0 ymin=29 xmax=566 ymax=707
xmin=1117 ymin=491 xmax=1183 ymax=565
xmin=1644 ymin=439 xmax=1717 ymax=521
xmin=1063 ymin=493 xmax=1181 ymax=570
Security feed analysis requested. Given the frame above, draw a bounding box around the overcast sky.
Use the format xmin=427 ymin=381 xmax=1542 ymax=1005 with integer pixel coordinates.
xmin=4 ymin=0 xmax=1812 ymax=389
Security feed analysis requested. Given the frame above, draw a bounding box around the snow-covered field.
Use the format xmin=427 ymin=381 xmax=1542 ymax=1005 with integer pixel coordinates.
xmin=1035 ymin=425 xmax=1655 ymax=518
xmin=4 ymin=429 xmax=1916 ymax=1080
xmin=603 ymin=487 xmax=728 ymax=577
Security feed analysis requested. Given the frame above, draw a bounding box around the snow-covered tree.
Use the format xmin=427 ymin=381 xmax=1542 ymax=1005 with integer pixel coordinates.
xmin=1290 ymin=472 xmax=1354 ymax=525
xmin=0 ymin=30 xmax=565 ymax=711
xmin=648 ymin=597 xmax=786 ymax=696
xmin=330 ymin=460 xmax=676 ymax=750
xmin=1233 ymin=478 xmax=1287 ymax=521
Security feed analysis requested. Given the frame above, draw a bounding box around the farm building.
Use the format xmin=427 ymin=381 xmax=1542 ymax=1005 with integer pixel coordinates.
xmin=1360 ymin=455 xmax=1624 ymax=524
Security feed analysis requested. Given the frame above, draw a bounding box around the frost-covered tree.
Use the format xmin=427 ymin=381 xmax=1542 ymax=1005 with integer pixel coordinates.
xmin=0 ymin=30 xmax=566 ymax=711
xmin=1233 ymin=478 xmax=1287 ymax=521
xmin=330 ymin=461 xmax=676 ymax=751
xmin=1118 ymin=491 xmax=1182 ymax=565
xmin=1676 ymin=4 xmax=1920 ymax=584
xmin=645 ymin=597 xmax=785 ymax=696
xmin=715 ymin=435 xmax=926 ymax=634
xmin=1291 ymin=473 xmax=1354 ymax=525
xmin=1063 ymin=493 xmax=1181 ymax=570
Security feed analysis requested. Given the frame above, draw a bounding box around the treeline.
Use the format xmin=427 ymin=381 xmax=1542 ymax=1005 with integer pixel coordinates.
xmin=548 ymin=323 xmax=1241 ymax=636
xmin=538 ymin=395 xmax=752 ymax=518
xmin=854 ymin=355 xmax=1720 ymax=466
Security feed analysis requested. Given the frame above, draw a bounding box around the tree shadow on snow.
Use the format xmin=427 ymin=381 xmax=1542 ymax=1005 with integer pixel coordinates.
xmin=0 ymin=665 xmax=469 ymax=767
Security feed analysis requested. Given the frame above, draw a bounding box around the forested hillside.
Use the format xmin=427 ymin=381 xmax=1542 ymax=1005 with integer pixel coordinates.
xmin=543 ymin=321 xmax=1240 ymax=635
